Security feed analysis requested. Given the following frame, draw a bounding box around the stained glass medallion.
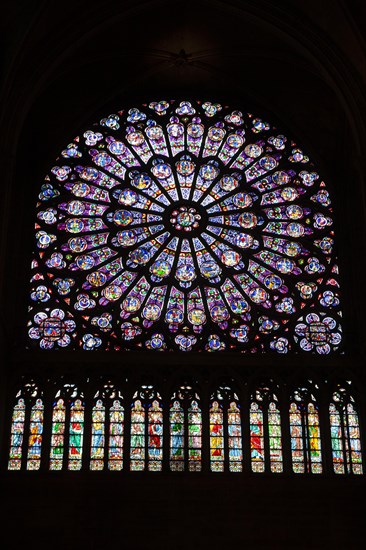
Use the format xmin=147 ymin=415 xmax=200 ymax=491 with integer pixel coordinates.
xmin=28 ymin=100 xmax=342 ymax=352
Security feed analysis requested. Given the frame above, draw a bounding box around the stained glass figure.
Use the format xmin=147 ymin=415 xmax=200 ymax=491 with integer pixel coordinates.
xmin=28 ymin=100 xmax=342 ymax=353
xmin=188 ymin=400 xmax=202 ymax=471
xmin=330 ymin=388 xmax=363 ymax=474
xmin=90 ymin=399 xmax=106 ymax=470
xmin=250 ymin=402 xmax=265 ymax=472
xmin=210 ymin=401 xmax=224 ymax=471
xmin=250 ymin=386 xmax=283 ymax=473
xmin=8 ymin=398 xmax=26 ymax=470
xmin=130 ymin=386 xmax=162 ymax=471
xmin=289 ymin=386 xmax=322 ymax=473
xmin=68 ymin=399 xmax=84 ymax=470
xmin=268 ymin=401 xmax=282 ymax=473
xmin=228 ymin=401 xmax=243 ymax=472
xmin=27 ymin=399 xmax=44 ymax=470
xmin=130 ymin=400 xmax=145 ymax=471
xmin=50 ymin=398 xmax=66 ymax=470
xmin=49 ymin=385 xmax=84 ymax=471
xmin=109 ymin=399 xmax=124 ymax=471
xmin=90 ymin=384 xmax=124 ymax=471
xmin=148 ymin=400 xmax=163 ymax=471
xmin=169 ymin=385 xmax=202 ymax=472
xmin=210 ymin=386 xmax=243 ymax=472
xmin=170 ymin=400 xmax=184 ymax=471
xmin=8 ymin=383 xmax=44 ymax=471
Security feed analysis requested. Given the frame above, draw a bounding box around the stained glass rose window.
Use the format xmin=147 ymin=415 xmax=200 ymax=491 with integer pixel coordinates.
xmin=28 ymin=100 xmax=342 ymax=353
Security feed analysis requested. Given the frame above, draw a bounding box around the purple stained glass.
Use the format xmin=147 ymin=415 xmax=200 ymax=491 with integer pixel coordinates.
xmin=28 ymin=100 xmax=342 ymax=353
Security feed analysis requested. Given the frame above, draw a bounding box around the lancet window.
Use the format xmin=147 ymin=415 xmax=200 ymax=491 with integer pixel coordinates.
xmin=90 ymin=383 xmax=124 ymax=471
xmin=210 ymin=386 xmax=243 ymax=472
xmin=330 ymin=386 xmax=363 ymax=474
xmin=8 ymin=382 xmax=44 ymax=471
xmin=169 ymin=385 xmax=202 ymax=472
xmin=50 ymin=384 xmax=85 ymax=471
xmin=289 ymin=385 xmax=322 ymax=473
xmin=130 ymin=386 xmax=163 ymax=471
xmin=250 ymin=384 xmax=283 ymax=473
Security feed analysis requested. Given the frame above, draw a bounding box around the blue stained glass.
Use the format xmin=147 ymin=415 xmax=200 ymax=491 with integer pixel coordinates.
xmin=29 ymin=100 xmax=342 ymax=353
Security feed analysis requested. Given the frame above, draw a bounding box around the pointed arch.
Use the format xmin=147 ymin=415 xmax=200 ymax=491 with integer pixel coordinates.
xmin=49 ymin=384 xmax=84 ymax=471
xmin=250 ymin=383 xmax=283 ymax=473
xmin=130 ymin=386 xmax=163 ymax=471
xmin=90 ymin=383 xmax=124 ymax=471
xmin=289 ymin=383 xmax=322 ymax=474
xmin=8 ymin=381 xmax=44 ymax=471
xmin=209 ymin=385 xmax=243 ymax=472
xmin=169 ymin=385 xmax=202 ymax=472
xmin=330 ymin=386 xmax=363 ymax=474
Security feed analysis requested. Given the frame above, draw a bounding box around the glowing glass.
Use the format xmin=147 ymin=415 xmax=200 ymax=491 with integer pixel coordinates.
xmin=28 ymin=100 xmax=342 ymax=353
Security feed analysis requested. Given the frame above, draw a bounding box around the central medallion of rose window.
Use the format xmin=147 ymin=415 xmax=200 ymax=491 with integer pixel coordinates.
xmin=170 ymin=206 xmax=201 ymax=231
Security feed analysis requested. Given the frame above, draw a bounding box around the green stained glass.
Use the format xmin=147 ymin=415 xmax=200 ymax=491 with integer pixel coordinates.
xmin=148 ymin=400 xmax=163 ymax=471
xmin=50 ymin=399 xmax=66 ymax=471
xmin=188 ymin=401 xmax=202 ymax=471
xmin=228 ymin=402 xmax=243 ymax=472
xmin=330 ymin=392 xmax=363 ymax=475
xmin=109 ymin=400 xmax=124 ymax=471
xmin=210 ymin=401 xmax=224 ymax=472
xmin=250 ymin=402 xmax=264 ymax=473
xmin=290 ymin=392 xmax=322 ymax=474
xmin=8 ymin=398 xmax=26 ymax=471
xmin=68 ymin=399 xmax=84 ymax=471
xmin=90 ymin=400 xmax=105 ymax=470
xmin=170 ymin=400 xmax=184 ymax=471
xmin=268 ymin=402 xmax=283 ymax=473
xmin=27 ymin=399 xmax=44 ymax=470
xmin=130 ymin=400 xmax=145 ymax=471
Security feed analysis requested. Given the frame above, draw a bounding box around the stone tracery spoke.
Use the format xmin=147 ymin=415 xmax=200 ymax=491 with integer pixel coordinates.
xmin=29 ymin=100 xmax=342 ymax=353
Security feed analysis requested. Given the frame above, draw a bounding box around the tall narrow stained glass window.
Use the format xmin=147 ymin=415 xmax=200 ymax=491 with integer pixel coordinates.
xmin=130 ymin=400 xmax=145 ymax=471
xmin=170 ymin=400 xmax=184 ymax=470
xmin=8 ymin=383 xmax=44 ymax=471
xmin=210 ymin=387 xmax=243 ymax=472
xmin=27 ymin=99 xmax=343 ymax=355
xmin=130 ymin=387 xmax=162 ymax=471
xmin=8 ymin=398 xmax=26 ymax=470
xmin=330 ymin=387 xmax=363 ymax=474
xmin=27 ymin=399 xmax=44 ymax=470
xmin=169 ymin=385 xmax=202 ymax=472
xmin=50 ymin=398 xmax=66 ymax=470
xmin=90 ymin=399 xmax=105 ymax=469
xmin=68 ymin=398 xmax=85 ymax=470
xmin=250 ymin=386 xmax=283 ymax=473
xmin=210 ymin=401 xmax=224 ymax=471
xmin=50 ymin=385 xmax=84 ymax=471
xmin=289 ymin=386 xmax=322 ymax=473
xmin=90 ymin=384 xmax=124 ymax=471
xmin=109 ymin=398 xmax=124 ymax=471
xmin=188 ymin=400 xmax=202 ymax=471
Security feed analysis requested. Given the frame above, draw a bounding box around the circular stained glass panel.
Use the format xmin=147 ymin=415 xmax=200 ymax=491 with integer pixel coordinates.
xmin=28 ymin=100 xmax=342 ymax=353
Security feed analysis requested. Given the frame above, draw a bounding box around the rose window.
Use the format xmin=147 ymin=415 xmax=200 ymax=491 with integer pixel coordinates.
xmin=28 ymin=100 xmax=342 ymax=353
